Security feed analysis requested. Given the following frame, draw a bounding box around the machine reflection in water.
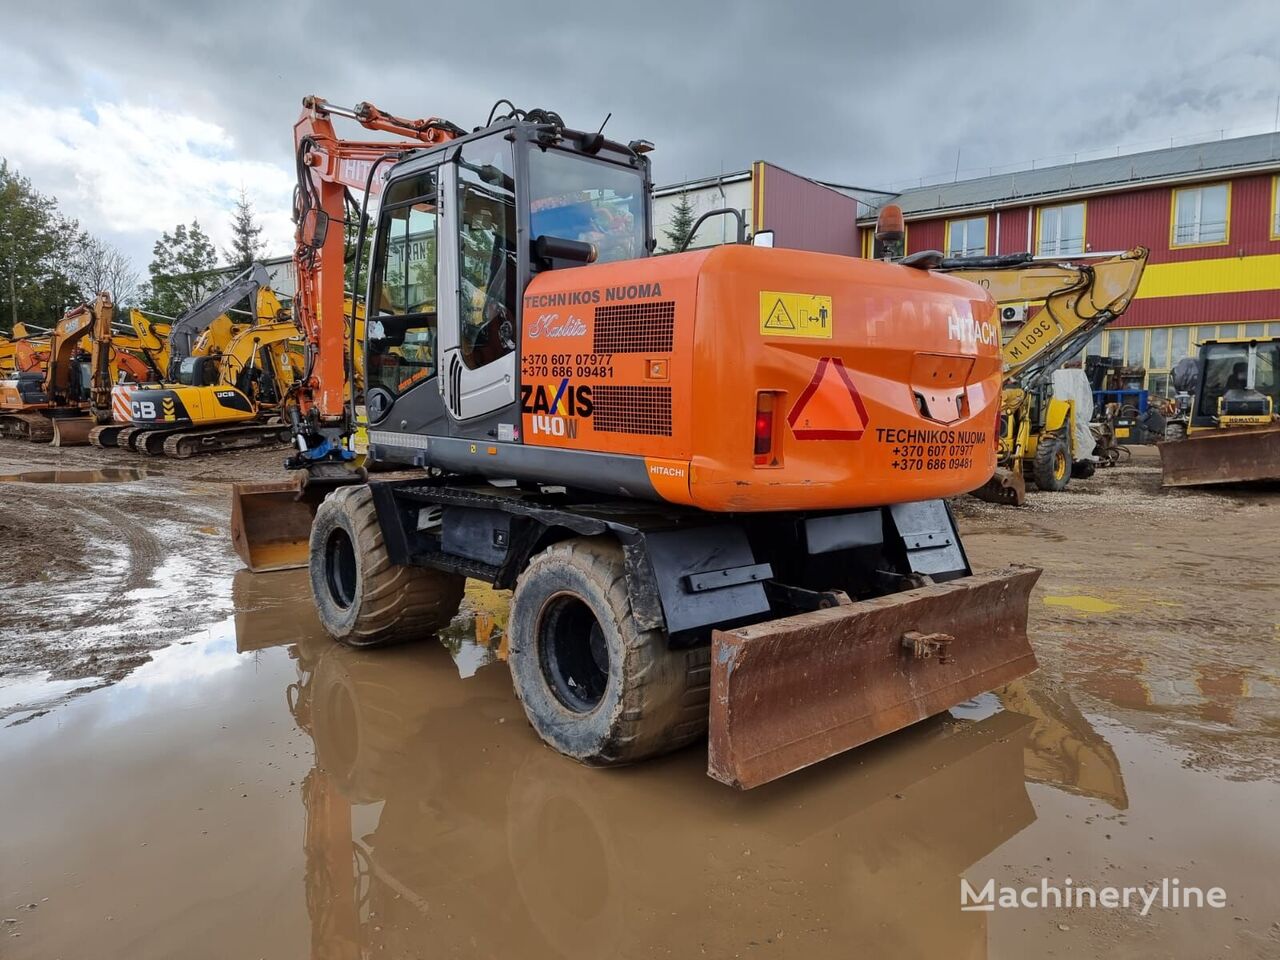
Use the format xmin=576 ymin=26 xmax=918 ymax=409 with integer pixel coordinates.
xmin=230 ymin=570 xmax=1126 ymax=959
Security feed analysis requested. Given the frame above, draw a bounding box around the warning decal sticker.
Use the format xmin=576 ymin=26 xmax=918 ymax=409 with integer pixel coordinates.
xmin=787 ymin=357 xmax=870 ymax=440
xmin=759 ymin=290 xmax=833 ymax=339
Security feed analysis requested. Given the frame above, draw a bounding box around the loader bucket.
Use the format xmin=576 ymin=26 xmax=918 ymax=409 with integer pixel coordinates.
xmin=1158 ymin=425 xmax=1280 ymax=487
xmin=708 ymin=565 xmax=1041 ymax=789
xmin=969 ymin=466 xmax=1026 ymax=506
xmin=230 ymin=478 xmax=327 ymax=572
xmin=49 ymin=416 xmax=95 ymax=446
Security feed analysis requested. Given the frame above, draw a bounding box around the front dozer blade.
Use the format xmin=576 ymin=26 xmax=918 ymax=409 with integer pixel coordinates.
xmin=230 ymin=478 xmax=326 ymax=572
xmin=708 ymin=565 xmax=1041 ymax=789
xmin=969 ymin=466 xmax=1026 ymax=506
xmin=1158 ymin=425 xmax=1280 ymax=487
xmin=49 ymin=417 xmax=95 ymax=446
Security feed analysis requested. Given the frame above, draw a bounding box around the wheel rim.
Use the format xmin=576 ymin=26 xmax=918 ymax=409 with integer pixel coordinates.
xmin=538 ymin=594 xmax=610 ymax=713
xmin=1054 ymin=449 xmax=1067 ymax=481
xmin=325 ymin=527 xmax=359 ymax=609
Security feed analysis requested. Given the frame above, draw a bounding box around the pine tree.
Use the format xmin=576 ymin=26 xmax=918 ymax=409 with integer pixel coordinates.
xmin=661 ymin=192 xmax=697 ymax=253
xmin=142 ymin=220 xmax=219 ymax=317
xmin=225 ymin=188 xmax=265 ymax=272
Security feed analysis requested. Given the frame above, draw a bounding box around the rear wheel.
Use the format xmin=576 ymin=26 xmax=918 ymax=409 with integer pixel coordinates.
xmin=1032 ymin=430 xmax=1071 ymax=491
xmin=507 ymin=537 xmax=710 ymax=766
xmin=309 ymin=484 xmax=465 ymax=648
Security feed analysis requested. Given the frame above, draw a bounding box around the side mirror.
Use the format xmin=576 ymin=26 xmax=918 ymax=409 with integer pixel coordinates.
xmin=751 ymin=230 xmax=775 ymax=248
xmin=534 ymin=235 xmax=598 ymax=266
xmin=300 ymin=208 xmax=330 ymax=248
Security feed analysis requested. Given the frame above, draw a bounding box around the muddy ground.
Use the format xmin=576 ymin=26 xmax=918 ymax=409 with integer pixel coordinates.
xmin=0 ymin=437 xmax=1277 ymax=959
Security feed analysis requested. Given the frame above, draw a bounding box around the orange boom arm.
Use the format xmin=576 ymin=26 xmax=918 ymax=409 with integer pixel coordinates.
xmin=290 ymin=97 xmax=461 ymax=443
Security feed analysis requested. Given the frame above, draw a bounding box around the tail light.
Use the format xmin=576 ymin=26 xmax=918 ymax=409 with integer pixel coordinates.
xmin=754 ymin=392 xmax=778 ymax=466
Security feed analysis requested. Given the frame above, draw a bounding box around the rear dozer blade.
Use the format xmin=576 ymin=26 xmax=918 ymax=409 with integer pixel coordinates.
xmin=1158 ymin=425 xmax=1280 ymax=487
xmin=969 ymin=466 xmax=1026 ymax=506
xmin=708 ymin=565 xmax=1041 ymax=789
xmin=50 ymin=417 xmax=95 ymax=446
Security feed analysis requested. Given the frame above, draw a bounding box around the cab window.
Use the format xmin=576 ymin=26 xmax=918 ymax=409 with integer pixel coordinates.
xmin=528 ymin=148 xmax=645 ymax=263
xmin=368 ymin=171 xmax=439 ymax=397
xmin=1198 ymin=342 xmax=1249 ymax=418
xmin=457 ymin=140 xmax=517 ymax=370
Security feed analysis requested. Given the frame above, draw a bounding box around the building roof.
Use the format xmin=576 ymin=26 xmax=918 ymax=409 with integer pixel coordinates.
xmin=859 ymin=131 xmax=1280 ymax=222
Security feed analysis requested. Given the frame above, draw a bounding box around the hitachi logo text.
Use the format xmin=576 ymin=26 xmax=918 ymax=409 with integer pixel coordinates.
xmin=947 ymin=313 xmax=999 ymax=347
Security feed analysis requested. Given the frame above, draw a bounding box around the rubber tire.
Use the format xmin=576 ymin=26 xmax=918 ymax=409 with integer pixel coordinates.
xmin=508 ymin=536 xmax=710 ymax=766
xmin=1032 ymin=430 xmax=1071 ymax=491
xmin=309 ymin=484 xmax=465 ymax=648
xmin=1071 ymin=459 xmax=1097 ymax=480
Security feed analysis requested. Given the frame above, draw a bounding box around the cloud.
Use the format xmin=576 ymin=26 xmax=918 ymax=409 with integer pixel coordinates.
xmin=0 ymin=97 xmax=294 ymax=268
xmin=0 ymin=0 xmax=1277 ymax=270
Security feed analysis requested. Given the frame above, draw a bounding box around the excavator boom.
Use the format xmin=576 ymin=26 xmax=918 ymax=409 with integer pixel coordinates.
xmin=934 ymin=247 xmax=1149 ymax=504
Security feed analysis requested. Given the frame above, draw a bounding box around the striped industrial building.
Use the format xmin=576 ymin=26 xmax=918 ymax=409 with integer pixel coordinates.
xmin=855 ymin=133 xmax=1280 ymax=397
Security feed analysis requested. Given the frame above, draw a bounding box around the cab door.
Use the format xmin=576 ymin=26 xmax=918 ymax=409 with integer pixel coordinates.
xmin=437 ymin=136 xmax=519 ymax=432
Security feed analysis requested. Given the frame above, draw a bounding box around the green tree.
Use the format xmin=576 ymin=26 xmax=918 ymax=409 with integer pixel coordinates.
xmin=142 ymin=220 xmax=219 ymax=317
xmin=224 ymin=187 xmax=265 ymax=272
xmin=0 ymin=159 xmax=84 ymax=332
xmin=661 ymin=192 xmax=697 ymax=253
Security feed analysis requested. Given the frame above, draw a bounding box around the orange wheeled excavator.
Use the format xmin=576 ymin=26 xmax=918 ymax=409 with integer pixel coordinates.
xmin=231 ymin=96 xmax=1041 ymax=788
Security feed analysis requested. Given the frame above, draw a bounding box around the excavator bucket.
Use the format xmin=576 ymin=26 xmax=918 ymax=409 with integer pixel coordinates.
xmin=49 ymin=417 xmax=95 ymax=446
xmin=969 ymin=466 xmax=1026 ymax=506
xmin=231 ymin=478 xmax=328 ymax=572
xmin=1158 ymin=425 xmax=1280 ymax=487
xmin=707 ymin=565 xmax=1041 ymax=789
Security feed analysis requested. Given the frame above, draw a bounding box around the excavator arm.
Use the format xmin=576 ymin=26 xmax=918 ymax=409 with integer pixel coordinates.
xmin=932 ymin=247 xmax=1149 ymax=504
xmin=165 ymin=263 xmax=273 ymax=378
xmin=939 ymin=247 xmax=1149 ymax=389
xmin=288 ymin=96 xmax=462 ymax=462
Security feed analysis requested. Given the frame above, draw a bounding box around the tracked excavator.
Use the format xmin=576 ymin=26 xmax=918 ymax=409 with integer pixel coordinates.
xmin=1158 ymin=336 xmax=1280 ymax=486
xmin=872 ymin=210 xmax=1148 ymax=505
xmin=230 ymin=95 xmax=1042 ymax=789
xmin=0 ymin=292 xmax=127 ymax=444
xmin=90 ymin=264 xmax=297 ymax=453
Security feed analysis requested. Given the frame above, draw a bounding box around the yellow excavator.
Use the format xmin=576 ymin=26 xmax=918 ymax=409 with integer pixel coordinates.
xmin=89 ymin=264 xmax=297 ymax=453
xmin=108 ymin=285 xmax=304 ymax=458
xmin=1158 ymin=336 xmax=1280 ymax=486
xmin=888 ymin=237 xmax=1148 ymax=504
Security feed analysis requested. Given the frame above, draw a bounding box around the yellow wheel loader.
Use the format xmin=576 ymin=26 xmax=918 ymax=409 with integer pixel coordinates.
xmin=1158 ymin=336 xmax=1280 ymax=486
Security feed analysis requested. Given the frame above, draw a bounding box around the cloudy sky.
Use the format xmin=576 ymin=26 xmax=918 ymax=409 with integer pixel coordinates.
xmin=1 ymin=0 xmax=1277 ymax=271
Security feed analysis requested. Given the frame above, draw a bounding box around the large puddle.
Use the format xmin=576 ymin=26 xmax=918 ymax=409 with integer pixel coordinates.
xmin=0 ymin=571 xmax=1275 ymax=959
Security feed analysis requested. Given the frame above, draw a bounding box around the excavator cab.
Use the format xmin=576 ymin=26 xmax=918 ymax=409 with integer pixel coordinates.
xmin=177 ymin=355 xmax=220 ymax=387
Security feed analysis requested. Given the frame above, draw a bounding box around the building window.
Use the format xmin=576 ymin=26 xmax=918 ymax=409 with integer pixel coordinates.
xmin=1195 ymin=325 xmax=1217 ymax=343
xmin=1148 ymin=327 xmax=1169 ymax=368
xmin=946 ymin=216 xmax=987 ymax=257
xmin=1171 ymin=183 xmax=1229 ymax=246
xmin=1037 ymin=203 xmax=1085 ymax=256
xmin=1125 ymin=330 xmax=1145 ymax=367
xmin=1272 ymin=176 xmax=1280 ymax=240
xmin=1148 ymin=372 xmax=1171 ymax=398
xmin=1086 ymin=332 xmax=1103 ymax=357
xmin=1171 ymin=326 xmax=1191 ymax=363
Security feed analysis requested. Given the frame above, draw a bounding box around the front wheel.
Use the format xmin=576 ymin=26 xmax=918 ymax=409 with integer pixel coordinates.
xmin=507 ymin=537 xmax=709 ymax=766
xmin=309 ymin=484 xmax=465 ymax=648
xmin=1032 ymin=430 xmax=1071 ymax=491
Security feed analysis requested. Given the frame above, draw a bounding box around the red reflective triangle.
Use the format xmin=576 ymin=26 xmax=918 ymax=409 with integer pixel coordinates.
xmin=786 ymin=357 xmax=870 ymax=440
